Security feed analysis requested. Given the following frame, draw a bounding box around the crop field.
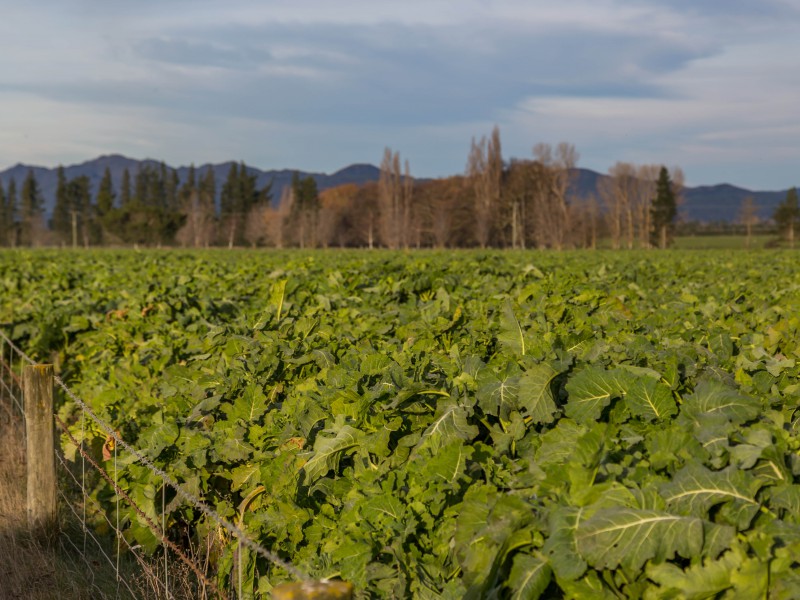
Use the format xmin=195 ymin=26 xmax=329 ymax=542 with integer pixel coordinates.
xmin=2 ymin=249 xmax=800 ymax=598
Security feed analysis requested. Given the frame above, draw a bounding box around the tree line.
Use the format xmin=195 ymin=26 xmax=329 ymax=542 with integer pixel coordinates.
xmin=4 ymin=127 xmax=782 ymax=250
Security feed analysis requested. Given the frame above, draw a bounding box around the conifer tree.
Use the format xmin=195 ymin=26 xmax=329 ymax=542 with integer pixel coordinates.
xmin=291 ymin=172 xmax=320 ymax=248
xmin=0 ymin=180 xmax=7 ymax=246
xmin=774 ymin=187 xmax=799 ymax=249
xmin=96 ymin=167 xmax=115 ymax=216
xmin=20 ymin=169 xmax=44 ymax=246
xmin=67 ymin=175 xmax=94 ymax=246
xmin=650 ymin=166 xmax=677 ymax=249
xmin=51 ymin=165 xmax=71 ymax=244
xmin=120 ymin=168 xmax=132 ymax=206
xmin=6 ymin=178 xmax=17 ymax=246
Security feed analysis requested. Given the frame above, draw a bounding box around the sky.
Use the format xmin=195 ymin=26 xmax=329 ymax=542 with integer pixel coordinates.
xmin=0 ymin=0 xmax=798 ymax=190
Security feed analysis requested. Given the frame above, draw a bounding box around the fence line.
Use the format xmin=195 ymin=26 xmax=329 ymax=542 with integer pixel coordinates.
xmin=0 ymin=334 xmax=25 ymax=420
xmin=55 ymin=412 xmax=227 ymax=599
xmin=0 ymin=327 xmax=352 ymax=599
xmin=53 ymin=375 xmax=309 ymax=584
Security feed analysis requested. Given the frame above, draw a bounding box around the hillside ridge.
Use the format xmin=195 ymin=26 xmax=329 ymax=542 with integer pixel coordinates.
xmin=0 ymin=156 xmax=792 ymax=223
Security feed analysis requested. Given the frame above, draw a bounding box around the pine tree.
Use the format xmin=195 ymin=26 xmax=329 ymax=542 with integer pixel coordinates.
xmin=0 ymin=180 xmax=7 ymax=246
xmin=67 ymin=175 xmax=94 ymax=247
xmin=96 ymin=167 xmax=115 ymax=216
xmin=6 ymin=178 xmax=17 ymax=247
xmin=199 ymin=167 xmax=216 ymax=211
xmin=650 ymin=166 xmax=677 ymax=249
xmin=774 ymin=187 xmax=799 ymax=249
xmin=20 ymin=169 xmax=44 ymax=246
xmin=198 ymin=167 xmax=217 ymax=246
xmin=134 ymin=166 xmax=149 ymax=205
xmin=51 ymin=166 xmax=72 ymax=244
xmin=220 ymin=163 xmax=241 ymax=247
xmin=120 ymin=168 xmax=132 ymax=206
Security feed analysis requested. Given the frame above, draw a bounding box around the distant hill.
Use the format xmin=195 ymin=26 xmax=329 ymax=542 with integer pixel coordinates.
xmin=681 ymin=184 xmax=784 ymax=222
xmin=0 ymin=156 xmax=792 ymax=223
xmin=0 ymin=155 xmax=382 ymax=218
xmin=570 ymin=168 xmax=786 ymax=222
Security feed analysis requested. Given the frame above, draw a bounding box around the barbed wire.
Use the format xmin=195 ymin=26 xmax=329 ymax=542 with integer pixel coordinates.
xmin=55 ymin=450 xmax=165 ymax=599
xmin=55 ymin=412 xmax=230 ymax=600
xmin=54 ymin=473 xmax=142 ymax=599
xmin=1 ymin=326 xmax=313 ymax=597
xmin=54 ymin=375 xmax=310 ymax=584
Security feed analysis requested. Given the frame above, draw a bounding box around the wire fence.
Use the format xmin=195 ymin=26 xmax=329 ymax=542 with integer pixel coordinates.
xmin=0 ymin=328 xmax=350 ymax=600
xmin=0 ymin=331 xmax=25 ymax=425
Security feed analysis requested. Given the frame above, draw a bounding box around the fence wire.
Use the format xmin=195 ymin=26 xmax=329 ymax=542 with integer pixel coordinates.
xmin=0 ymin=331 xmax=26 ymax=423
xmin=0 ymin=327 xmax=315 ymax=600
xmin=54 ymin=375 xmax=309 ymax=584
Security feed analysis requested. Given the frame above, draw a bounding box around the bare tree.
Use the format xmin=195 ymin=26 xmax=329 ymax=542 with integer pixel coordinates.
xmin=738 ymin=196 xmax=759 ymax=249
xmin=378 ymin=148 xmax=410 ymax=249
xmin=540 ymin=142 xmax=579 ymax=249
xmin=267 ymin=186 xmax=293 ymax=248
xmin=244 ymin=203 xmax=270 ymax=247
xmin=177 ymin=188 xmax=216 ymax=248
xmin=600 ymin=162 xmax=638 ymax=249
xmin=467 ymin=126 xmax=503 ymax=247
xmin=571 ymin=193 xmax=600 ymax=249
xmin=503 ymin=159 xmax=539 ymax=248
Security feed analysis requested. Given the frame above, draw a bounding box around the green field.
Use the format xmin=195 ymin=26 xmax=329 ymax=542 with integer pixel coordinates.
xmin=3 ymin=249 xmax=800 ymax=598
xmin=672 ymin=234 xmax=776 ymax=250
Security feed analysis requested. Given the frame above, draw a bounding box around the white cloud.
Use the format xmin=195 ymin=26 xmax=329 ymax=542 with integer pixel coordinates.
xmin=0 ymin=1 xmax=798 ymax=188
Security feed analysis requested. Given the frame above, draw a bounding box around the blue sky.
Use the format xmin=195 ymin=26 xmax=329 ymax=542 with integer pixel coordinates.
xmin=0 ymin=0 xmax=798 ymax=189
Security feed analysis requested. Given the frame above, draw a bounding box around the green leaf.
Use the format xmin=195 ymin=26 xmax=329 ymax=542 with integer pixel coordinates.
xmin=302 ymin=425 xmax=364 ymax=484
xmin=415 ymin=400 xmax=479 ymax=453
xmin=542 ymin=506 xmax=587 ymax=581
xmin=518 ymin=362 xmax=561 ymax=424
xmin=498 ymin=299 xmax=525 ymax=356
xmin=564 ymin=367 xmax=635 ymax=424
xmin=224 ymin=383 xmax=269 ymax=423
xmin=770 ymin=484 xmax=800 ymax=519
xmin=681 ymin=379 xmax=760 ymax=425
xmin=575 ymin=507 xmax=704 ymax=571
xmin=661 ymin=464 xmax=763 ymax=530
xmin=646 ymin=551 xmax=738 ymax=599
xmin=507 ymin=553 xmax=551 ymax=600
xmin=215 ymin=436 xmax=255 ymax=462
xmin=476 ymin=366 xmax=520 ymax=418
xmin=362 ymin=495 xmax=405 ymax=527
xmin=331 ymin=539 xmax=372 ymax=587
xmin=424 ymin=442 xmax=473 ymax=485
xmin=230 ymin=463 xmax=261 ymax=492
xmin=138 ymin=421 xmax=180 ymax=459
xmin=625 ymin=377 xmax=676 ymax=421
xmin=270 ymin=278 xmax=287 ymax=320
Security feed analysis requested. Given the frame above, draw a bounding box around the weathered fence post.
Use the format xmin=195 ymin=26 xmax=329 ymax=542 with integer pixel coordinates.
xmin=271 ymin=581 xmax=353 ymax=600
xmin=24 ymin=364 xmax=57 ymax=539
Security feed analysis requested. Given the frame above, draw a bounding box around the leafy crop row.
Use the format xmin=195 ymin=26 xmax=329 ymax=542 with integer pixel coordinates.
xmin=3 ymin=249 xmax=800 ymax=598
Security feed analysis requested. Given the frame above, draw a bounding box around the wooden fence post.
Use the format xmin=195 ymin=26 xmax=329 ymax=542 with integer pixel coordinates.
xmin=271 ymin=581 xmax=353 ymax=600
xmin=24 ymin=364 xmax=57 ymax=539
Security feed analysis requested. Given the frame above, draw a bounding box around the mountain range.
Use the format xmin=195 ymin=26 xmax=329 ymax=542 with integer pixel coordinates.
xmin=0 ymin=154 xmax=791 ymax=223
